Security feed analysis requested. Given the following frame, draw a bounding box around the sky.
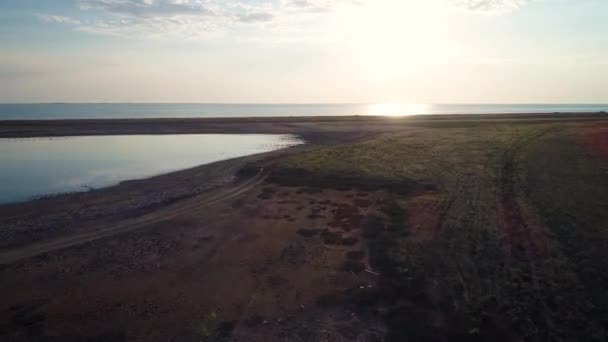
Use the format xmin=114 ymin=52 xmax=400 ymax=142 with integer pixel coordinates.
xmin=0 ymin=0 xmax=607 ymax=104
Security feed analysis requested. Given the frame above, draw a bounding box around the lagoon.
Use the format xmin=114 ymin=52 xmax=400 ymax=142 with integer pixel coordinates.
xmin=0 ymin=134 xmax=302 ymax=204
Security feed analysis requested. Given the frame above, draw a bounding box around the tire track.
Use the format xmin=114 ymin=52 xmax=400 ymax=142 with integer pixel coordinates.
xmin=0 ymin=169 xmax=267 ymax=265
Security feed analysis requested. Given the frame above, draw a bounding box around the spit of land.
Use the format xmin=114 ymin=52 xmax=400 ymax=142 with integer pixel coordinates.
xmin=1 ymin=113 xmax=608 ymax=341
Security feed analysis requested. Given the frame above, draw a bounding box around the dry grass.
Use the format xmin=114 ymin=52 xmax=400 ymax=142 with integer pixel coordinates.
xmin=272 ymin=120 xmax=608 ymax=341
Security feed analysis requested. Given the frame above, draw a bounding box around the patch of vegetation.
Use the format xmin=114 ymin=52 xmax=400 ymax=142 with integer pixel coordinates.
xmin=296 ymin=228 xmax=323 ymax=237
xmin=257 ymin=187 xmax=275 ymax=200
xmin=244 ymin=315 xmax=264 ymax=327
xmin=341 ymin=260 xmax=366 ymax=274
xmin=361 ymin=215 xmax=384 ymax=239
xmin=193 ymin=311 xmax=217 ymax=339
xmin=0 ymin=302 xmax=47 ymax=341
xmin=318 ymin=229 xmax=359 ymax=246
xmin=213 ymin=320 xmax=237 ymax=341
xmin=267 ymin=167 xmax=418 ymax=194
xmin=523 ymin=130 xmax=608 ymax=340
xmin=235 ymin=163 xmax=261 ymax=180
xmin=346 ymin=250 xmax=366 ymax=260
xmin=279 ymin=122 xmax=608 ymax=341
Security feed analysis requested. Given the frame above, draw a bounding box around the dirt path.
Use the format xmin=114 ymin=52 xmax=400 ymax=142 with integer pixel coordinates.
xmin=0 ymin=168 xmax=267 ymax=265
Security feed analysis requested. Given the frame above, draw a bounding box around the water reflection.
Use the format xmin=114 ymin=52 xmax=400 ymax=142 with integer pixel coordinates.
xmin=0 ymin=134 xmax=303 ymax=204
xmin=368 ymin=102 xmax=428 ymax=116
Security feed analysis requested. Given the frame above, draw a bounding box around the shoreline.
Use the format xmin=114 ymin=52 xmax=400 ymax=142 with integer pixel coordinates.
xmin=1 ymin=112 xmax=607 ymax=138
xmin=2 ymin=113 xmax=607 ymax=239
xmin=0 ymin=142 xmax=298 ymax=207
xmin=1 ymin=115 xmax=608 ymax=340
xmin=0 ymin=140 xmax=320 ymax=250
xmin=0 ymin=125 xmax=365 ymax=252
xmin=3 ymin=112 xmax=607 ymax=253
xmin=0 ymin=133 xmax=305 ymax=206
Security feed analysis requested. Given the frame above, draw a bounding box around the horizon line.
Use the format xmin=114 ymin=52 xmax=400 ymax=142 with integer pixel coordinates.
xmin=1 ymin=102 xmax=608 ymax=106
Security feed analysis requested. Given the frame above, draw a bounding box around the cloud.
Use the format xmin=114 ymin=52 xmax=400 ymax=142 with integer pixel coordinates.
xmin=39 ymin=1 xmax=279 ymax=38
xmin=78 ymin=0 xmax=217 ymax=17
xmin=39 ymin=15 xmax=82 ymax=25
xmin=237 ymin=12 xmax=274 ymax=23
xmin=451 ymin=0 xmax=531 ymax=13
xmin=282 ymin=0 xmax=364 ymax=13
xmin=282 ymin=0 xmax=334 ymax=12
xmin=41 ymin=0 xmax=532 ymax=40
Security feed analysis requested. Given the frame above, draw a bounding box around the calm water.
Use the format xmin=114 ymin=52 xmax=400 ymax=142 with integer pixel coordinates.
xmin=0 ymin=103 xmax=607 ymax=120
xmin=0 ymin=134 xmax=302 ymax=204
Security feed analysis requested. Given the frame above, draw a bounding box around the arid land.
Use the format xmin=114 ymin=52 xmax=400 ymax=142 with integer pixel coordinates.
xmin=1 ymin=113 xmax=608 ymax=341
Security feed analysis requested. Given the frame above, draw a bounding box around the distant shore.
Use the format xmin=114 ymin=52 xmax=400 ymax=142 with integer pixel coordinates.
xmin=1 ymin=112 xmax=607 ymax=138
xmin=1 ymin=103 xmax=607 ymax=121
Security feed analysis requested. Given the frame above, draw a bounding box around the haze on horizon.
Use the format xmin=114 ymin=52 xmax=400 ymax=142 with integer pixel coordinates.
xmin=1 ymin=0 xmax=607 ymax=104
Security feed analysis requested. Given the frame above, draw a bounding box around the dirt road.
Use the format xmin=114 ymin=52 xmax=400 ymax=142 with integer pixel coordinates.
xmin=0 ymin=168 xmax=267 ymax=265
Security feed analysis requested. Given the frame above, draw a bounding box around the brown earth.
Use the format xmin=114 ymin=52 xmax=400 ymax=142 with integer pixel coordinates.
xmin=582 ymin=126 xmax=608 ymax=159
xmin=2 ymin=114 xmax=608 ymax=341
xmin=0 ymin=182 xmax=389 ymax=340
xmin=0 ymin=119 xmax=389 ymax=341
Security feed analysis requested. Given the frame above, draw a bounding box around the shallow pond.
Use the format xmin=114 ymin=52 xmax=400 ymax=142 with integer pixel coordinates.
xmin=0 ymin=134 xmax=302 ymax=204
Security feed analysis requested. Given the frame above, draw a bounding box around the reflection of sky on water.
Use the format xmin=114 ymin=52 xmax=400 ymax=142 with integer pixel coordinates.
xmin=0 ymin=134 xmax=303 ymax=204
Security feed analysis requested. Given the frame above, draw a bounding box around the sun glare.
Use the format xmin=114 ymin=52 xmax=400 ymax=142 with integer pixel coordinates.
xmin=330 ymin=0 xmax=458 ymax=80
xmin=369 ymin=102 xmax=428 ymax=116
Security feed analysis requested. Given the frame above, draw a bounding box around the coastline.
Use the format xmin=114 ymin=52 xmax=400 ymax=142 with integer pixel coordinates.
xmin=0 ymin=138 xmax=317 ymax=251
xmin=0 ymin=122 xmax=371 ymax=253
xmin=2 ymin=113 xmax=607 ymax=252
xmin=1 ymin=112 xmax=607 ymax=138
xmin=1 ymin=114 xmax=608 ymax=340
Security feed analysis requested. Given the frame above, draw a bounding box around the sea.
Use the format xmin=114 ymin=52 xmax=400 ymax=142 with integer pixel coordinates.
xmin=0 ymin=103 xmax=607 ymax=120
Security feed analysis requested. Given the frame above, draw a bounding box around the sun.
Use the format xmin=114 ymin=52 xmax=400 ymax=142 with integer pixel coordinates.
xmin=369 ymin=101 xmax=428 ymax=116
xmin=328 ymin=0 xmax=460 ymax=80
